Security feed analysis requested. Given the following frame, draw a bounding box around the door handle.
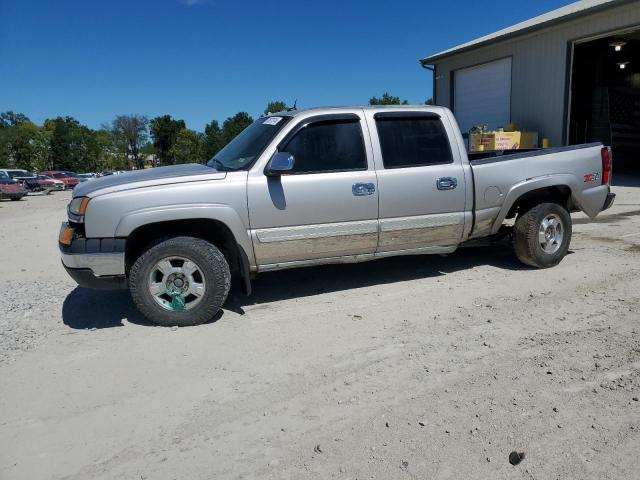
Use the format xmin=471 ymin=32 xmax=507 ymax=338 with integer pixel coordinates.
xmin=352 ymin=182 xmax=376 ymax=196
xmin=436 ymin=177 xmax=458 ymax=190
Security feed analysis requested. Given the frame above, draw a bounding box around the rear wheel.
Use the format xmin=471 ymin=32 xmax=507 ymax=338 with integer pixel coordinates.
xmin=513 ymin=202 xmax=572 ymax=268
xmin=129 ymin=236 xmax=231 ymax=326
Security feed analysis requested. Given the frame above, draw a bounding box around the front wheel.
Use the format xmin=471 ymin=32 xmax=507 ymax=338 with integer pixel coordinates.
xmin=513 ymin=202 xmax=572 ymax=268
xmin=129 ymin=236 xmax=231 ymax=326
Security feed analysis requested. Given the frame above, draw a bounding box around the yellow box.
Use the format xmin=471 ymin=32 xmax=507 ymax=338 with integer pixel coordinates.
xmin=469 ymin=131 xmax=538 ymax=151
xmin=520 ymin=131 xmax=539 ymax=149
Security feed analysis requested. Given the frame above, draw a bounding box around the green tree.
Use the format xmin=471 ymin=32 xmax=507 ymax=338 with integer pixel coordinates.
xmin=368 ymin=93 xmax=409 ymax=105
xmin=0 ymin=121 xmax=39 ymax=170
xmin=0 ymin=111 xmax=30 ymax=128
xmin=425 ymin=98 xmax=434 ymax=105
xmin=112 ymin=115 xmax=148 ymax=169
xmin=264 ymin=101 xmax=287 ymax=115
xmin=149 ymin=115 xmax=185 ymax=166
xmin=222 ymin=112 xmax=253 ymax=145
xmin=30 ymin=128 xmax=53 ymax=171
xmin=46 ymin=117 xmax=80 ymax=170
xmin=170 ymin=128 xmax=202 ymax=165
xmin=88 ymin=129 xmax=114 ymax=172
xmin=105 ymin=123 xmax=130 ymax=170
xmin=140 ymin=142 xmax=155 ymax=156
xmin=200 ymin=119 xmax=224 ymax=159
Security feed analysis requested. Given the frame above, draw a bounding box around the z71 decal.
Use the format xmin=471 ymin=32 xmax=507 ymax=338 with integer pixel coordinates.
xmin=584 ymin=172 xmax=601 ymax=183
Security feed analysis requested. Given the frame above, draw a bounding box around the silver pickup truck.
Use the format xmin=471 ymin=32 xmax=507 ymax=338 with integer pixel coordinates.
xmin=59 ymin=106 xmax=615 ymax=326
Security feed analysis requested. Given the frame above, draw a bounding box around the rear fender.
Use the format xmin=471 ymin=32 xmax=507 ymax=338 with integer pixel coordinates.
xmin=490 ymin=174 xmax=581 ymax=234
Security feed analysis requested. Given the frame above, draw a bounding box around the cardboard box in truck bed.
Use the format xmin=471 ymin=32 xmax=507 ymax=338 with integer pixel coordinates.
xmin=470 ymin=131 xmax=539 ymax=151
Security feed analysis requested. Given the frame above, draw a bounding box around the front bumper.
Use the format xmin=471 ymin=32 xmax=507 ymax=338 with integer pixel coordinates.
xmin=603 ymin=192 xmax=616 ymax=211
xmin=60 ymin=222 xmax=127 ymax=290
xmin=0 ymin=189 xmax=27 ymax=199
xmin=63 ymin=265 xmax=127 ymax=289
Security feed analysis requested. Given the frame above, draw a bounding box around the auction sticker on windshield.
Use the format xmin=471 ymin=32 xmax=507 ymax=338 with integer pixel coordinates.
xmin=263 ymin=117 xmax=283 ymax=125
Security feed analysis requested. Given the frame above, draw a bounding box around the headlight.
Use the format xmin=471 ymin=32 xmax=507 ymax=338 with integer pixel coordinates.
xmin=69 ymin=197 xmax=90 ymax=216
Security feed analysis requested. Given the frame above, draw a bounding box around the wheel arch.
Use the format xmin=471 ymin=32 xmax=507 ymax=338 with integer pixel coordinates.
xmin=490 ymin=175 xmax=579 ymax=234
xmin=119 ymin=207 xmax=254 ymax=294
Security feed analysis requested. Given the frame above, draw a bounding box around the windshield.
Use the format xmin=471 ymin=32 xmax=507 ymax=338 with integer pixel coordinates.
xmin=207 ymin=116 xmax=291 ymax=171
xmin=7 ymin=170 xmax=29 ymax=178
xmin=0 ymin=171 xmax=9 ymax=179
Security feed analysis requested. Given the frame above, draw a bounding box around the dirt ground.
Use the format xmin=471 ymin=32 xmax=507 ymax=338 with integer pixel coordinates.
xmin=1 ymin=179 xmax=639 ymax=480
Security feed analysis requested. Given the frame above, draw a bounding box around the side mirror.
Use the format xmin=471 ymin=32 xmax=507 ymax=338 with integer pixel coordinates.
xmin=265 ymin=152 xmax=295 ymax=176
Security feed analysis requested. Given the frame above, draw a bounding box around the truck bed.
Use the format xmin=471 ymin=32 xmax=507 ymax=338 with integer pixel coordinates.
xmin=467 ymin=142 xmax=610 ymax=239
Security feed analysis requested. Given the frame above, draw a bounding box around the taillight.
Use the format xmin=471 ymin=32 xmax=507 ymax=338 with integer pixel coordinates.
xmin=601 ymin=147 xmax=612 ymax=185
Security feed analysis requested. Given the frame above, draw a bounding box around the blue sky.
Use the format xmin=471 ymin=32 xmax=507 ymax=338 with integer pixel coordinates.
xmin=0 ymin=0 xmax=572 ymax=131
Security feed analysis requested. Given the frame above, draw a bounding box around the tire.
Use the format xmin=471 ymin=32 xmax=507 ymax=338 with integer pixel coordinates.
xmin=129 ymin=236 xmax=231 ymax=326
xmin=513 ymin=202 xmax=572 ymax=268
xmin=11 ymin=197 xmax=22 ymax=201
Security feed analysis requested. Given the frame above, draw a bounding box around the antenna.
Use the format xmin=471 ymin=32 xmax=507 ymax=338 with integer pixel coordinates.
xmin=287 ymin=99 xmax=297 ymax=111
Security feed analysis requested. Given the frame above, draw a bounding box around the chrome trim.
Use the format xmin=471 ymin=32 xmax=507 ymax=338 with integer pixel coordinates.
xmin=255 ymin=219 xmax=378 ymax=243
xmin=352 ymin=182 xmax=376 ymax=196
xmin=61 ymin=252 xmax=125 ymax=276
xmin=436 ymin=177 xmax=458 ymax=190
xmin=258 ymin=245 xmax=458 ymax=272
xmin=380 ymin=212 xmax=464 ymax=232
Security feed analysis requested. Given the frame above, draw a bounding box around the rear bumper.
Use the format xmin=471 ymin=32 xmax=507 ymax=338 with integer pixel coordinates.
xmin=603 ymin=192 xmax=616 ymax=211
xmin=0 ymin=190 xmax=26 ymax=199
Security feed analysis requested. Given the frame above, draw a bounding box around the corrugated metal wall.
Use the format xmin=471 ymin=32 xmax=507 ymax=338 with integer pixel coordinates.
xmin=433 ymin=1 xmax=640 ymax=147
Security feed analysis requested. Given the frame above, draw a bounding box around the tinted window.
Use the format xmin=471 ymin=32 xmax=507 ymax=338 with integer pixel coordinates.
xmin=283 ymin=120 xmax=366 ymax=174
xmin=375 ymin=117 xmax=453 ymax=168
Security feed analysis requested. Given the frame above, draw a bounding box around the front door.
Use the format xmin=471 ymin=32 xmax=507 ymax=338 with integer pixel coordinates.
xmin=366 ymin=111 xmax=467 ymax=252
xmin=247 ymin=112 xmax=379 ymax=267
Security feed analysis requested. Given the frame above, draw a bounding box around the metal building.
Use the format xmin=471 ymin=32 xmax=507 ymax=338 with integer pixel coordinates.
xmin=420 ymin=0 xmax=640 ymax=172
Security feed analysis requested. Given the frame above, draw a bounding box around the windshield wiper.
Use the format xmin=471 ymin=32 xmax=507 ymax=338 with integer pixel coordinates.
xmin=209 ymin=159 xmax=233 ymax=172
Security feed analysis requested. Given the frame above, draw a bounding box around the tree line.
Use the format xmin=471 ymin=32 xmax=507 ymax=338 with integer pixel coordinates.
xmin=0 ymin=96 xmax=431 ymax=173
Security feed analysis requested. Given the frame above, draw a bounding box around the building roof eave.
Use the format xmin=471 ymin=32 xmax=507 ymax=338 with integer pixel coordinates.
xmin=420 ymin=0 xmax=630 ymax=65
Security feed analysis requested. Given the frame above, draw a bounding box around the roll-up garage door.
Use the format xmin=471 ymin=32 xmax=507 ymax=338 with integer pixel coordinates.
xmin=453 ymin=57 xmax=512 ymax=134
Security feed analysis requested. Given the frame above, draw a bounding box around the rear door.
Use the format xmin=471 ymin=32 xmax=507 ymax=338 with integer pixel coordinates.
xmin=366 ymin=110 xmax=467 ymax=252
xmin=247 ymin=111 xmax=379 ymax=267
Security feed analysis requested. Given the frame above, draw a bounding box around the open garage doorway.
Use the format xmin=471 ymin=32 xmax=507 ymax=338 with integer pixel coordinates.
xmin=568 ymin=27 xmax=640 ymax=177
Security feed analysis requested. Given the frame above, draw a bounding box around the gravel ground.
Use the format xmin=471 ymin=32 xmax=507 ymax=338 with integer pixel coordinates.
xmin=1 ymin=181 xmax=639 ymax=480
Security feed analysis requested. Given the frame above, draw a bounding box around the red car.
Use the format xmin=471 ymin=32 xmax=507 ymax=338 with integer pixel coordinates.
xmin=36 ymin=175 xmax=65 ymax=190
xmin=39 ymin=171 xmax=80 ymax=189
xmin=0 ymin=171 xmax=27 ymax=201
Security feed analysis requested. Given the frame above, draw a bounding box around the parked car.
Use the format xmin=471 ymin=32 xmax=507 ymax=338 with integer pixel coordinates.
xmin=37 ymin=175 xmax=65 ymax=190
xmin=76 ymin=173 xmax=96 ymax=181
xmin=0 ymin=168 xmax=37 ymax=182
xmin=59 ymin=106 xmax=615 ymax=327
xmin=0 ymin=168 xmax=51 ymax=193
xmin=39 ymin=171 xmax=80 ymax=189
xmin=0 ymin=171 xmax=27 ymax=201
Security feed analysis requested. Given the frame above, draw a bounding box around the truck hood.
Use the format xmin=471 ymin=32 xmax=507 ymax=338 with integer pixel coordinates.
xmin=74 ymin=164 xmax=227 ymax=197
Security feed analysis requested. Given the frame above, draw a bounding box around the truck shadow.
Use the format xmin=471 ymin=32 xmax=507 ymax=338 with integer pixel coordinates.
xmin=225 ymin=243 xmax=532 ymax=314
xmin=61 ymin=243 xmax=533 ymax=328
xmin=62 ymin=288 xmax=151 ymax=329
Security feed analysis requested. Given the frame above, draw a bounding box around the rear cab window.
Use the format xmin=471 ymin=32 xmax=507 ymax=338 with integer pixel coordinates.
xmin=374 ymin=113 xmax=453 ymax=168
